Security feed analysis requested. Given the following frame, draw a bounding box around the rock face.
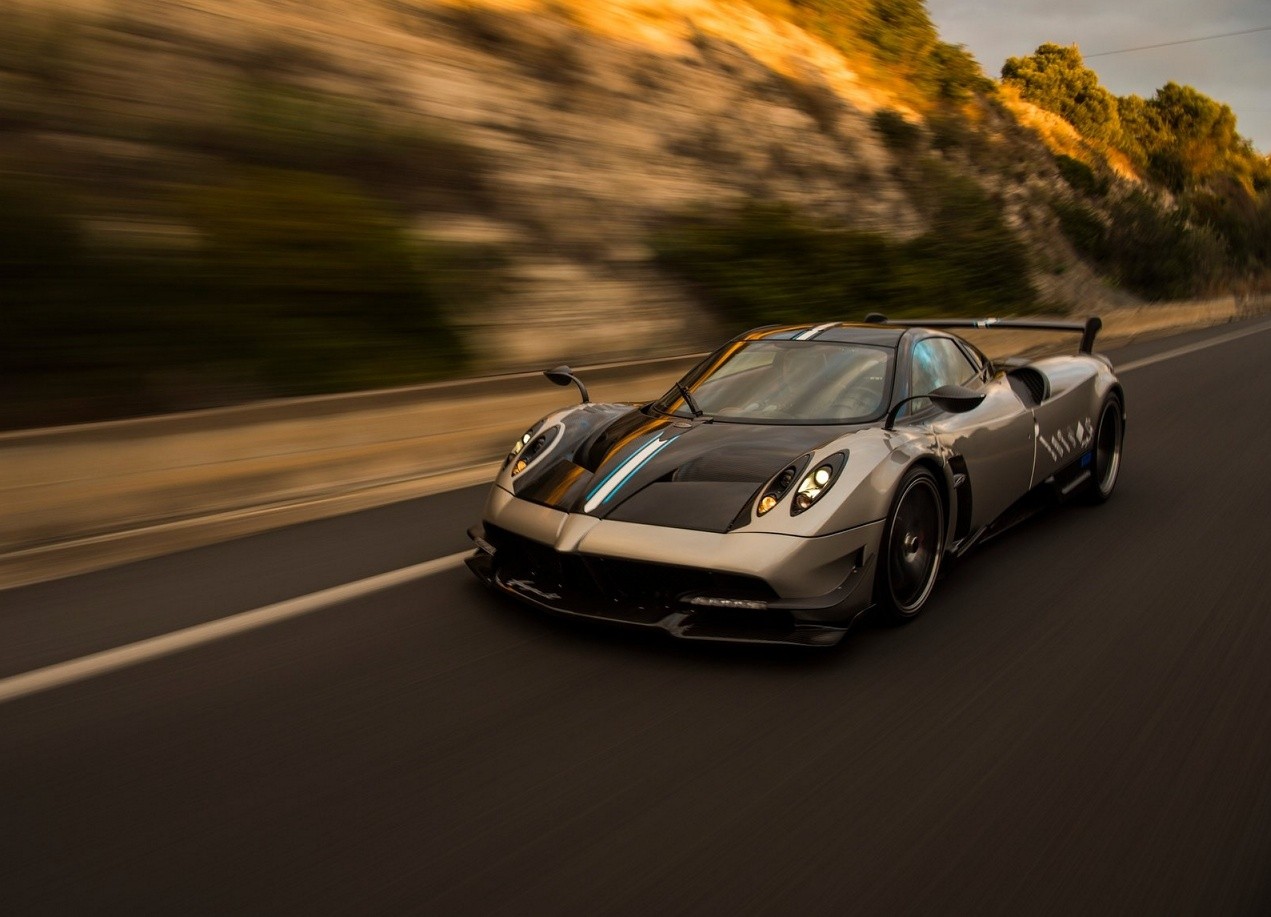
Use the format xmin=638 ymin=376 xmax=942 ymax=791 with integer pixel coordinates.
xmin=394 ymin=1 xmax=1145 ymax=367
xmin=397 ymin=1 xmax=933 ymax=366
xmin=8 ymin=0 xmax=1138 ymax=371
xmin=394 ymin=0 xmax=1133 ymax=363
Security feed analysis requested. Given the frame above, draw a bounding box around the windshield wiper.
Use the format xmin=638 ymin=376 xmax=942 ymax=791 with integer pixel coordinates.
xmin=675 ymin=381 xmax=705 ymax=418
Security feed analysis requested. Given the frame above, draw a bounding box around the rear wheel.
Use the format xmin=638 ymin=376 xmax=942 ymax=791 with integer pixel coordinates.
xmin=877 ymin=467 xmax=945 ymax=624
xmin=1086 ymin=395 xmax=1124 ymax=504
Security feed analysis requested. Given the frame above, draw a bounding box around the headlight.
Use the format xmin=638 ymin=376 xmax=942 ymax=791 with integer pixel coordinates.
xmin=505 ymin=423 xmax=543 ymax=469
xmin=509 ymin=431 xmax=533 ymax=458
xmin=790 ymin=452 xmax=848 ymax=515
xmin=510 ymin=425 xmax=561 ymax=475
xmin=755 ymin=456 xmax=810 ymax=516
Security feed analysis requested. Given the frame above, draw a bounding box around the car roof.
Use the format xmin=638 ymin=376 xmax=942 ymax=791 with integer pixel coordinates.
xmin=736 ymin=322 xmax=907 ymax=347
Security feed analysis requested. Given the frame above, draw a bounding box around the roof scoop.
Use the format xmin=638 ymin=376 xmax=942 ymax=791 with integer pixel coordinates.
xmin=544 ymin=365 xmax=590 ymax=403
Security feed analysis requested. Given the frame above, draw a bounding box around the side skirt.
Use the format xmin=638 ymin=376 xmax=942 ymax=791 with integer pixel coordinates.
xmin=948 ymin=449 xmax=1096 ymax=558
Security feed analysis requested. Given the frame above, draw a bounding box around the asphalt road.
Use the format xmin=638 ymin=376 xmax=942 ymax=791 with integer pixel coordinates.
xmin=2 ymin=320 xmax=1270 ymax=915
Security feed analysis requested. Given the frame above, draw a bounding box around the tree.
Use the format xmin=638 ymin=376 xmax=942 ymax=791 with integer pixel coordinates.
xmin=1115 ymin=94 xmax=1161 ymax=170
xmin=1001 ymin=43 xmax=1121 ymax=144
xmin=1145 ymin=83 xmax=1241 ymax=190
xmin=858 ymin=0 xmax=938 ymax=65
xmin=928 ymin=41 xmax=992 ymax=101
xmin=1117 ymin=82 xmax=1268 ymax=193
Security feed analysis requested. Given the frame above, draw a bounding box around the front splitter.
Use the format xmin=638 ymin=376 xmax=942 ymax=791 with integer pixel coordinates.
xmin=465 ymin=550 xmax=862 ymax=648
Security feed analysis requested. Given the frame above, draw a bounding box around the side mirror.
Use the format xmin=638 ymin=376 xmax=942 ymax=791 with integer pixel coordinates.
xmin=884 ymin=384 xmax=985 ymax=430
xmin=927 ymin=384 xmax=986 ymax=413
xmin=544 ymin=365 xmax=589 ymax=403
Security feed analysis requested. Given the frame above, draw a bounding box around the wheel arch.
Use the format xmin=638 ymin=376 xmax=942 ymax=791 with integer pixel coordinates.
xmin=906 ymin=454 xmax=958 ymax=547
xmin=1108 ymin=382 xmax=1126 ymax=423
xmin=875 ymin=455 xmax=951 ymax=622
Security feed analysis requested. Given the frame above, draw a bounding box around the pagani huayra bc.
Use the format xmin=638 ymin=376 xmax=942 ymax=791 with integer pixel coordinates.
xmin=467 ymin=316 xmax=1124 ymax=647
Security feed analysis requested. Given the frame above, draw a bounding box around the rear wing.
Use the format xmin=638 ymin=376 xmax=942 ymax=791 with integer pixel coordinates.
xmin=864 ymin=314 xmax=1102 ymax=355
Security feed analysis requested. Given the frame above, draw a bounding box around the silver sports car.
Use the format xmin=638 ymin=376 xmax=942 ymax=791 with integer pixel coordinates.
xmin=466 ymin=316 xmax=1125 ymax=646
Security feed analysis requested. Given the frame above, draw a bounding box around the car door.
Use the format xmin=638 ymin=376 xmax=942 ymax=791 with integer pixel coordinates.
xmin=905 ymin=335 xmax=1034 ymax=528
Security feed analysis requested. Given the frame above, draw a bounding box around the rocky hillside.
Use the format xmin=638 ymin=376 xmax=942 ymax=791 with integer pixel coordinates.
xmin=3 ymin=0 xmax=1261 ymax=424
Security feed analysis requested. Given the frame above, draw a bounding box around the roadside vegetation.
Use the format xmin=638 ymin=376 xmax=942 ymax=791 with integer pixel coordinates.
xmin=752 ymin=0 xmax=992 ymax=104
xmin=0 ymin=5 xmax=495 ymax=427
xmin=1001 ymin=43 xmax=1271 ymax=298
xmin=685 ymin=3 xmax=1270 ymax=309
xmin=654 ymin=164 xmax=1037 ymax=327
xmin=2 ymin=1 xmax=1269 ymax=428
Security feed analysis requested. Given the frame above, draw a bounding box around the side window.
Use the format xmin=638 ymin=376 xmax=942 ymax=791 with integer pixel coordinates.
xmin=957 ymin=341 xmax=987 ymax=379
xmin=909 ymin=337 xmax=980 ymax=412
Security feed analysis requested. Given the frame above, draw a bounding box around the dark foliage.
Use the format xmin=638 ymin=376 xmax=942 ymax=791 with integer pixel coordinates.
xmin=0 ymin=172 xmax=487 ymax=428
xmin=1054 ymin=155 xmax=1109 ymax=198
xmin=654 ymin=191 xmax=1037 ymax=328
xmin=1053 ymin=191 xmax=1225 ymax=299
xmin=872 ymin=109 xmax=923 ymax=153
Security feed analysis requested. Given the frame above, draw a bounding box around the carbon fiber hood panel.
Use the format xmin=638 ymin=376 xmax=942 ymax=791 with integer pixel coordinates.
xmin=512 ymin=408 xmax=847 ymax=532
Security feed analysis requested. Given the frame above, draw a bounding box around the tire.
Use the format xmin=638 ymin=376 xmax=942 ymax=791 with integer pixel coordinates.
xmin=877 ymin=467 xmax=946 ymax=624
xmin=1085 ymin=394 xmax=1124 ymax=504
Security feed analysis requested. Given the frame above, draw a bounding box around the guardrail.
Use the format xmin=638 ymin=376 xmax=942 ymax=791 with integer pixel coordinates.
xmin=0 ymin=295 xmax=1265 ymax=587
xmin=0 ymin=352 xmax=704 ymax=579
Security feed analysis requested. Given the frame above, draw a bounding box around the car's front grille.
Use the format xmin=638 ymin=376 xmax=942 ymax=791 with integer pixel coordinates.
xmin=484 ymin=524 xmax=779 ymax=612
xmin=581 ymin=554 xmax=778 ymax=607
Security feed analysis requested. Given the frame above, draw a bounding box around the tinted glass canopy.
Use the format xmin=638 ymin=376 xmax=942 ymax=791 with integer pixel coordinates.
xmin=656 ymin=340 xmax=893 ymax=424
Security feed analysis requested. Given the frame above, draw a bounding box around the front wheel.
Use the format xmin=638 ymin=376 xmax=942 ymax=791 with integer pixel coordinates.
xmin=876 ymin=467 xmax=946 ymax=624
xmin=1085 ymin=394 xmax=1124 ymax=504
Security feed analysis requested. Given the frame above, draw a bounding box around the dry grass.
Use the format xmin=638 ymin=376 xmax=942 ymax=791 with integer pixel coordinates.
xmin=433 ymin=0 xmax=904 ymax=115
xmin=997 ymin=84 xmax=1141 ymax=183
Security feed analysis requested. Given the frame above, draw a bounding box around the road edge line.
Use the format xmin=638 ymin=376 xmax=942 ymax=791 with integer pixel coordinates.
xmin=1116 ymin=319 xmax=1271 ymax=373
xmin=0 ymin=551 xmax=471 ymax=705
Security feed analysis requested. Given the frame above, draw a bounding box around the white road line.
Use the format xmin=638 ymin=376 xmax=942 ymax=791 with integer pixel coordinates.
xmin=0 ymin=550 xmax=471 ymax=705
xmin=1116 ymin=319 xmax=1271 ymax=373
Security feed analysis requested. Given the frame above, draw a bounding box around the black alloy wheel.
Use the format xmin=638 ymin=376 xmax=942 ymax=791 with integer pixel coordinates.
xmin=878 ymin=467 xmax=945 ymax=623
xmin=1086 ymin=394 xmax=1124 ymax=504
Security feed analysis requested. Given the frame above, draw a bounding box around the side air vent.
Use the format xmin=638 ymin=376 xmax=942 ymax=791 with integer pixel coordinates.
xmin=1007 ymin=366 xmax=1050 ymax=406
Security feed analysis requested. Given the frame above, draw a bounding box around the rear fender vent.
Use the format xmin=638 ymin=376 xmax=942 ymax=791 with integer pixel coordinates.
xmin=1006 ymin=366 xmax=1050 ymax=406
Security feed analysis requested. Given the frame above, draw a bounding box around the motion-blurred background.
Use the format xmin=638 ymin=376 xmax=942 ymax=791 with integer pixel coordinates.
xmin=3 ymin=0 xmax=1268 ymax=430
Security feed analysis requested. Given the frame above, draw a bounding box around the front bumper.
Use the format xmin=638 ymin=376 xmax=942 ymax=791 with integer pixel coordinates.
xmin=466 ymin=489 xmax=884 ymax=647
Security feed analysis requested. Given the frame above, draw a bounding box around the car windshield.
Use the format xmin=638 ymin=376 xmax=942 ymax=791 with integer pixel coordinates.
xmin=655 ymin=340 xmax=893 ymax=424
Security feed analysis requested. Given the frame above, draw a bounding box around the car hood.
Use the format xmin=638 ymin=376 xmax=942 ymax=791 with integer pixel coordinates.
xmin=509 ymin=407 xmax=859 ymax=533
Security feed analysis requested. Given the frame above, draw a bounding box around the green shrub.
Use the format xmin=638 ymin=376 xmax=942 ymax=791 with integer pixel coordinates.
xmin=179 ymin=168 xmax=470 ymax=393
xmin=776 ymin=73 xmax=841 ymax=134
xmin=1108 ymin=194 xmax=1226 ymax=298
xmin=1054 ymin=155 xmax=1108 ymax=197
xmin=1054 ymin=191 xmax=1227 ymax=299
xmin=0 ymin=169 xmax=489 ymax=427
xmin=652 ymin=203 xmax=894 ymax=327
xmin=857 ymin=0 xmax=938 ymax=67
xmin=872 ymin=109 xmax=922 ymax=153
xmin=1184 ymin=183 xmax=1271 ymax=269
xmin=926 ymin=42 xmax=993 ymax=101
xmin=1053 ymin=200 xmax=1106 ymax=258
xmin=653 ymin=193 xmax=1037 ymax=328
xmin=195 ymin=80 xmax=490 ymax=209
xmin=910 ymin=170 xmax=1037 ymax=310
xmin=0 ymin=181 xmax=93 ymax=377
xmin=928 ymin=113 xmax=970 ymax=153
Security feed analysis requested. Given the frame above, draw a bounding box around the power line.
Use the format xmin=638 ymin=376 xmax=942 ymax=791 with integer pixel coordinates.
xmin=1085 ymin=25 xmax=1271 ymax=57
